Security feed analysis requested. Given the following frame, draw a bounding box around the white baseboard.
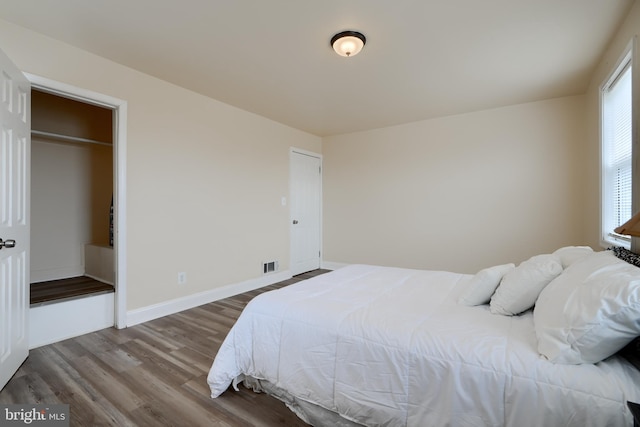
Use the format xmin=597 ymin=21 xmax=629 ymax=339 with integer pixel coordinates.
xmin=126 ymin=270 xmax=292 ymax=327
xmin=29 ymin=293 xmax=115 ymax=349
xmin=321 ymin=261 xmax=350 ymax=270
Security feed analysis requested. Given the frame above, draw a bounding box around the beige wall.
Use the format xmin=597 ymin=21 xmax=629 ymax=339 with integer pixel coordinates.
xmin=0 ymin=19 xmax=321 ymax=310
xmin=4 ymin=4 xmax=634 ymax=310
xmin=323 ymin=96 xmax=587 ymax=273
xmin=584 ymin=1 xmax=640 ymax=250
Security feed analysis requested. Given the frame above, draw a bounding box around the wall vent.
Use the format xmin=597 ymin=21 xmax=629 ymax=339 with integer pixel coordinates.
xmin=263 ymin=261 xmax=279 ymax=274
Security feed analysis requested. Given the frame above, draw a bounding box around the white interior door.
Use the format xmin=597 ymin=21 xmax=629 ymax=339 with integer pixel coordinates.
xmin=290 ymin=149 xmax=321 ymax=276
xmin=0 ymin=48 xmax=30 ymax=390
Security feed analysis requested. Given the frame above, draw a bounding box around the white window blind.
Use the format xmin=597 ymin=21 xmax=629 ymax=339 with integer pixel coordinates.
xmin=602 ymin=59 xmax=632 ymax=246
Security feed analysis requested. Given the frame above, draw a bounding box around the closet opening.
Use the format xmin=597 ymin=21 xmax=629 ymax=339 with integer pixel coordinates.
xmin=30 ymin=89 xmax=115 ymax=305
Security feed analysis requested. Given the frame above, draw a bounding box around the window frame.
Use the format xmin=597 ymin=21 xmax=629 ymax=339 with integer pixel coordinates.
xmin=600 ymin=38 xmax=638 ymax=249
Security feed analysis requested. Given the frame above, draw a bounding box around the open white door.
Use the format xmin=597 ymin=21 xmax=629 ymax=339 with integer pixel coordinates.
xmin=0 ymin=48 xmax=30 ymax=390
xmin=290 ymin=149 xmax=321 ymax=276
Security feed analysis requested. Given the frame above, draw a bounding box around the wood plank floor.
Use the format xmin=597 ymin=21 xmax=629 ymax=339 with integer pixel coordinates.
xmin=31 ymin=276 xmax=114 ymax=305
xmin=1 ymin=269 xmax=331 ymax=426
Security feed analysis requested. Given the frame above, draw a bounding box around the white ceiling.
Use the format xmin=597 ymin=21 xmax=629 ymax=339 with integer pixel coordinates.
xmin=0 ymin=0 xmax=634 ymax=136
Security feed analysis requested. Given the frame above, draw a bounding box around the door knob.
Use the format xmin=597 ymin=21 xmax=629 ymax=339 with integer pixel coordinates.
xmin=293 ymin=220 xmax=299 ymax=224
xmin=0 ymin=238 xmax=16 ymax=250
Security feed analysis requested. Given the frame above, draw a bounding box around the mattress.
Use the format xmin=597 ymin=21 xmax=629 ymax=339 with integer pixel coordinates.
xmin=207 ymin=264 xmax=640 ymax=426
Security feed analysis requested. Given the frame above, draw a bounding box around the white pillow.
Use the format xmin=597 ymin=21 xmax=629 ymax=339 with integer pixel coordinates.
xmin=552 ymin=246 xmax=593 ymax=269
xmin=458 ymin=263 xmax=515 ymax=306
xmin=490 ymin=254 xmax=563 ymax=316
xmin=534 ymin=250 xmax=640 ymax=364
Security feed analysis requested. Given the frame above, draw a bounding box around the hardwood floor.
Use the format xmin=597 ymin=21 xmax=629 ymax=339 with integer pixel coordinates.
xmin=31 ymin=276 xmax=114 ymax=305
xmin=1 ymin=269 xmax=331 ymax=426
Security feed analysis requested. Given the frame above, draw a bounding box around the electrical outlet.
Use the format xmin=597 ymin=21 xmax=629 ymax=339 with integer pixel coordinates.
xmin=178 ymin=272 xmax=187 ymax=285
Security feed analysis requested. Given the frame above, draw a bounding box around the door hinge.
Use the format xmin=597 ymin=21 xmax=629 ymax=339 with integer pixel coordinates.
xmin=319 ymin=166 xmax=321 ymax=174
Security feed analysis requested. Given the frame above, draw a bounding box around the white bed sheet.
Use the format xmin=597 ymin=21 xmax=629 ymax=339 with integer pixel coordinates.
xmin=207 ymin=264 xmax=640 ymax=426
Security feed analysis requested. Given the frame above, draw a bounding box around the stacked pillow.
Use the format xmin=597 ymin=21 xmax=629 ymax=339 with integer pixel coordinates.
xmin=534 ymin=250 xmax=640 ymax=364
xmin=553 ymin=246 xmax=596 ymax=269
xmin=489 ymin=254 xmax=563 ymax=316
xmin=460 ymin=245 xmax=640 ymax=364
xmin=458 ymin=263 xmax=515 ymax=306
xmin=459 ymin=246 xmax=593 ymax=315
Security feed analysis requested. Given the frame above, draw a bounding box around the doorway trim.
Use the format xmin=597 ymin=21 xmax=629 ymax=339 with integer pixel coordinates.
xmin=25 ymin=73 xmax=128 ymax=329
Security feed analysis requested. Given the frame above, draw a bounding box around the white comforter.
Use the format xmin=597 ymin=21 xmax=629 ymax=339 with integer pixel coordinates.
xmin=207 ymin=264 xmax=640 ymax=426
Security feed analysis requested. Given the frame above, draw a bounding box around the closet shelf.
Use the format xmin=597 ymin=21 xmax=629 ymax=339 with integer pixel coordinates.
xmin=31 ymin=130 xmax=112 ymax=147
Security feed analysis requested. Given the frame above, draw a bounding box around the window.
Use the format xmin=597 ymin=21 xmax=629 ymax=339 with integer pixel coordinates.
xmin=602 ymin=50 xmax=632 ymax=248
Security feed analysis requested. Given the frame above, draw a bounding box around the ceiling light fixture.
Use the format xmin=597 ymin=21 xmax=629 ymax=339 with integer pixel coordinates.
xmin=331 ymin=31 xmax=366 ymax=57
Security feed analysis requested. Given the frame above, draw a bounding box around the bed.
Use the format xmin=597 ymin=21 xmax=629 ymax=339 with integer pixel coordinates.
xmin=207 ymin=247 xmax=640 ymax=426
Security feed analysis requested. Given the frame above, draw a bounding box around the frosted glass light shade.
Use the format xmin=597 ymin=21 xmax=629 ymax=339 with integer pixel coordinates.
xmin=331 ymin=31 xmax=366 ymax=57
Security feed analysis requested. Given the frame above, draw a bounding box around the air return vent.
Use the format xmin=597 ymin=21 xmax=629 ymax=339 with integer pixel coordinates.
xmin=263 ymin=261 xmax=279 ymax=274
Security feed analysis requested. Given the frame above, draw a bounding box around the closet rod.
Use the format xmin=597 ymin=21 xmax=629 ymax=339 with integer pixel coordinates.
xmin=31 ymin=130 xmax=112 ymax=147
